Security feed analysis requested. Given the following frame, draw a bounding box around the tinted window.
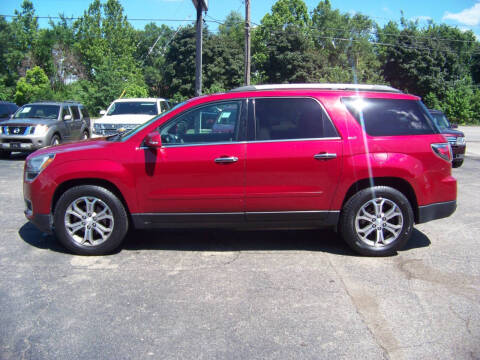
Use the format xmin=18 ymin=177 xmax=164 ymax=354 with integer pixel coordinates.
xmin=160 ymin=101 xmax=242 ymax=145
xmin=254 ymin=98 xmax=337 ymax=141
xmin=0 ymin=104 xmax=11 ymax=117
xmin=343 ymin=98 xmax=438 ymax=136
xmin=80 ymin=106 xmax=90 ymax=119
xmin=61 ymin=106 xmax=71 ymax=120
xmin=70 ymin=106 xmax=81 ymax=120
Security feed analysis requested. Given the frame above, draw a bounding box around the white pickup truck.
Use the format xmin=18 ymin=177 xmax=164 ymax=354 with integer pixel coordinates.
xmin=92 ymin=98 xmax=171 ymax=137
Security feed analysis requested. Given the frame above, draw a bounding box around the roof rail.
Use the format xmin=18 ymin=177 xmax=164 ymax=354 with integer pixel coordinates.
xmin=30 ymin=100 xmax=81 ymax=103
xmin=230 ymin=83 xmax=402 ymax=93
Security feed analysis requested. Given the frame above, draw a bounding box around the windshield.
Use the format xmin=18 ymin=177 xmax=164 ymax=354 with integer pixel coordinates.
xmin=14 ymin=104 xmax=60 ymax=119
xmin=429 ymin=112 xmax=450 ymax=130
xmin=113 ymin=101 xmax=187 ymax=142
xmin=107 ymin=101 xmax=157 ymax=116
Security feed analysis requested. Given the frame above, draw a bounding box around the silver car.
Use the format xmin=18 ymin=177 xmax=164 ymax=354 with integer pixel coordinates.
xmin=0 ymin=101 xmax=91 ymax=157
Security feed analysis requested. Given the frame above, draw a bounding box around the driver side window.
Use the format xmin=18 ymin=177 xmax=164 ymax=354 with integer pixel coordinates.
xmin=160 ymin=101 xmax=241 ymax=146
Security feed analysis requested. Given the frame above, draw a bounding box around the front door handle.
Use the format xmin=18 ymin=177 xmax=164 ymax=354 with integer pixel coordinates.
xmin=214 ymin=156 xmax=238 ymax=164
xmin=314 ymin=153 xmax=337 ymax=160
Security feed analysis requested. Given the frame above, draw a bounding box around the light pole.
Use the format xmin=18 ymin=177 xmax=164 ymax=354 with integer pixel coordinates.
xmin=192 ymin=0 xmax=208 ymax=96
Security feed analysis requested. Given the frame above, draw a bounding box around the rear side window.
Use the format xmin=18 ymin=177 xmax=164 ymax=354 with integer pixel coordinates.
xmin=253 ymin=98 xmax=338 ymax=141
xmin=342 ymin=98 xmax=438 ymax=136
xmin=70 ymin=106 xmax=81 ymax=120
xmin=80 ymin=106 xmax=90 ymax=119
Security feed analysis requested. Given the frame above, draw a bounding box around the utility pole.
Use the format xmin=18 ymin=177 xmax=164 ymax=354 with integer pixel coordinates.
xmin=244 ymin=0 xmax=251 ymax=86
xmin=192 ymin=0 xmax=208 ymax=96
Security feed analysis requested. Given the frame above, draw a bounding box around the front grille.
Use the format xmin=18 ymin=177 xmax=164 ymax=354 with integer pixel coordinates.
xmin=445 ymin=136 xmax=457 ymax=145
xmin=94 ymin=123 xmax=137 ymax=136
xmin=4 ymin=126 xmax=29 ymax=135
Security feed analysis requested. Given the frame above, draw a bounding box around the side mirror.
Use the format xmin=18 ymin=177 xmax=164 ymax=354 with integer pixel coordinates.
xmin=99 ymin=110 xmax=106 ymax=116
xmin=63 ymin=114 xmax=72 ymax=121
xmin=450 ymin=123 xmax=458 ymax=129
xmin=145 ymin=132 xmax=162 ymax=148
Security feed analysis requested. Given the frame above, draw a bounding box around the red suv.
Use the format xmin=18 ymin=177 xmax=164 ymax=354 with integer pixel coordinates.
xmin=23 ymin=84 xmax=457 ymax=256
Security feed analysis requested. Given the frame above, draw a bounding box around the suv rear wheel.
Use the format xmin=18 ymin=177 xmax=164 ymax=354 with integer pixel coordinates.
xmin=339 ymin=186 xmax=414 ymax=256
xmin=53 ymin=185 xmax=128 ymax=255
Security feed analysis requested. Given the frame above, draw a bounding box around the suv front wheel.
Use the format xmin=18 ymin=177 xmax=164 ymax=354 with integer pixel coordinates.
xmin=339 ymin=186 xmax=414 ymax=256
xmin=53 ymin=185 xmax=129 ymax=255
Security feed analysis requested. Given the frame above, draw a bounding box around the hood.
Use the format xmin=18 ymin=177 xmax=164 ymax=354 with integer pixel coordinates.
xmin=440 ymin=128 xmax=464 ymax=137
xmin=0 ymin=118 xmax=58 ymax=126
xmin=95 ymin=114 xmax=154 ymax=125
xmin=28 ymin=137 xmax=111 ymax=160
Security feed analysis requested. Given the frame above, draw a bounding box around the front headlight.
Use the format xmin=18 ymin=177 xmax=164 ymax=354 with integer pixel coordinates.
xmin=34 ymin=124 xmax=49 ymax=136
xmin=456 ymin=137 xmax=466 ymax=145
xmin=25 ymin=153 xmax=55 ymax=182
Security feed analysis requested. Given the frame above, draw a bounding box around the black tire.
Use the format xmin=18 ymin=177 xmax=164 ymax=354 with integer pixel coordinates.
xmin=82 ymin=130 xmax=89 ymax=140
xmin=50 ymin=134 xmax=61 ymax=146
xmin=339 ymin=186 xmax=414 ymax=256
xmin=0 ymin=150 xmax=10 ymax=158
xmin=53 ymin=185 xmax=129 ymax=255
xmin=452 ymin=159 xmax=464 ymax=168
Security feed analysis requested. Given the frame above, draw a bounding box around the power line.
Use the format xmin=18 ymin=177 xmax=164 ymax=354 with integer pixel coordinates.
xmin=0 ymin=14 xmax=215 ymax=23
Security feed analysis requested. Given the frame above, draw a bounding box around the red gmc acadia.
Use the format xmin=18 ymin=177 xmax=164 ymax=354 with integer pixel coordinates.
xmin=23 ymin=84 xmax=457 ymax=256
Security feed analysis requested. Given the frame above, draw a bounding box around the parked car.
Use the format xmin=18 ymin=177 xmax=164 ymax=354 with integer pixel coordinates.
xmin=23 ymin=84 xmax=456 ymax=256
xmin=0 ymin=101 xmax=18 ymax=121
xmin=92 ymin=98 xmax=171 ymax=137
xmin=428 ymin=109 xmax=466 ymax=168
xmin=0 ymin=101 xmax=90 ymax=158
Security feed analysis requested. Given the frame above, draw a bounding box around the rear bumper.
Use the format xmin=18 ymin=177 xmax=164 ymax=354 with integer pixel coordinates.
xmin=417 ymin=200 xmax=456 ymax=224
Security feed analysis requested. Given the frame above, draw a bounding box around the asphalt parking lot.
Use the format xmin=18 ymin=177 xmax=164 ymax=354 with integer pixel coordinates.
xmin=1 ymin=129 xmax=479 ymax=360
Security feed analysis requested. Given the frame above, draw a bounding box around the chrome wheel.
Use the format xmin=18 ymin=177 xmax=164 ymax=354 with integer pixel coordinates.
xmin=354 ymin=197 xmax=403 ymax=247
xmin=82 ymin=131 xmax=89 ymax=140
xmin=64 ymin=196 xmax=114 ymax=246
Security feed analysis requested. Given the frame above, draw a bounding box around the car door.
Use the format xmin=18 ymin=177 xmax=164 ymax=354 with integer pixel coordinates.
xmin=59 ymin=106 xmax=73 ymax=141
xmin=245 ymin=97 xmax=343 ymax=221
xmin=134 ymin=100 xmax=247 ymax=223
xmin=69 ymin=105 xmax=83 ymax=139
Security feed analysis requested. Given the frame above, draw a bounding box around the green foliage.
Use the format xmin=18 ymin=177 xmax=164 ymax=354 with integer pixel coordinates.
xmin=122 ymin=83 xmax=149 ymax=98
xmin=15 ymin=66 xmax=51 ymax=104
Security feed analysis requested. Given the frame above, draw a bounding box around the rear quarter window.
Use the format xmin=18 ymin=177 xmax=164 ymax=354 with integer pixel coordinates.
xmin=342 ymin=98 xmax=438 ymax=136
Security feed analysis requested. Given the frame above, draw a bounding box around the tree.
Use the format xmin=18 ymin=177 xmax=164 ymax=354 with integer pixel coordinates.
xmin=253 ymin=0 xmax=312 ymax=83
xmin=15 ymin=66 xmax=51 ymax=104
xmin=259 ymin=25 xmax=324 ymax=83
xmin=134 ymin=23 xmax=174 ymax=97
xmin=73 ymin=0 xmax=147 ymax=113
xmin=311 ymin=0 xmax=381 ymax=83
xmin=376 ymin=18 xmax=477 ymax=98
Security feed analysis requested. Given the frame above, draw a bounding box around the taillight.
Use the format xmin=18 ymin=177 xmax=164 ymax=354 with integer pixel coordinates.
xmin=431 ymin=143 xmax=452 ymax=162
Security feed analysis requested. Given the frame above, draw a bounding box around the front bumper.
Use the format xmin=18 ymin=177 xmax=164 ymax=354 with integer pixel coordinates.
xmin=24 ymin=210 xmax=53 ymax=234
xmin=451 ymin=144 xmax=466 ymax=160
xmin=0 ymin=134 xmax=48 ymax=152
xmin=417 ymin=200 xmax=456 ymax=224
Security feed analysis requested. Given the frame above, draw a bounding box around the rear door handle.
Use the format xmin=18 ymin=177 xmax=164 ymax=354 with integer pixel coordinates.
xmin=314 ymin=153 xmax=337 ymax=160
xmin=215 ymin=156 xmax=238 ymax=163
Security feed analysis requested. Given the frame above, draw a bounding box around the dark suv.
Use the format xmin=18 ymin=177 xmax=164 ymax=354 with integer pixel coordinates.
xmin=23 ymin=84 xmax=456 ymax=256
xmin=0 ymin=101 xmax=90 ymax=157
xmin=428 ymin=109 xmax=466 ymax=168
xmin=0 ymin=101 xmax=18 ymax=121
